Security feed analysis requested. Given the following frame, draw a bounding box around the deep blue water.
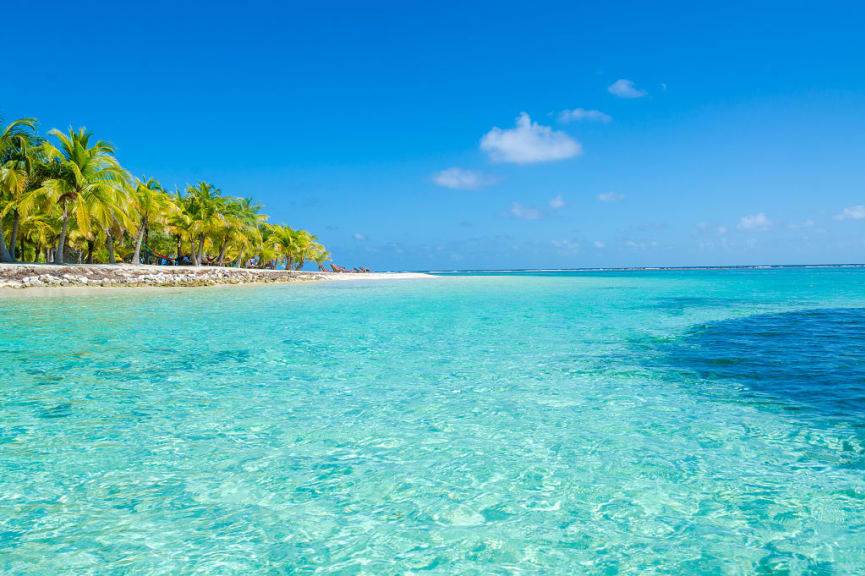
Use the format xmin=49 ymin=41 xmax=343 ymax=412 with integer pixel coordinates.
xmin=667 ymin=308 xmax=865 ymax=427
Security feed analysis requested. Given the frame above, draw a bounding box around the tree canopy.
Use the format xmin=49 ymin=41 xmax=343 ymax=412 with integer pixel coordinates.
xmin=0 ymin=117 xmax=331 ymax=270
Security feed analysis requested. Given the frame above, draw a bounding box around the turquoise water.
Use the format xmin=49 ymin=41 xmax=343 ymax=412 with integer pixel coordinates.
xmin=2 ymin=270 xmax=865 ymax=574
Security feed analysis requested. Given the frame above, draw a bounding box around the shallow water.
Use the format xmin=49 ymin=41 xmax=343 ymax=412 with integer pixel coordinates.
xmin=2 ymin=270 xmax=865 ymax=575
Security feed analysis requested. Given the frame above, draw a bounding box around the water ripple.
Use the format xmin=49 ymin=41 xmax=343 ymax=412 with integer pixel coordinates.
xmin=2 ymin=271 xmax=865 ymax=574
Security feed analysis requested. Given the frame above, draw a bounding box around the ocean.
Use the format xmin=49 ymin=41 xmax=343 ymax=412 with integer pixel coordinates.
xmin=2 ymin=269 xmax=864 ymax=574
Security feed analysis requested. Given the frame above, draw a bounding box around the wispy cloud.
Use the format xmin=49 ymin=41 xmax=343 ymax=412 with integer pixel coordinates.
xmin=836 ymin=205 xmax=865 ymax=221
xmin=625 ymin=240 xmax=658 ymax=250
xmin=549 ymin=194 xmax=566 ymax=209
xmin=353 ymin=233 xmax=367 ymax=240
xmin=697 ymin=222 xmax=727 ymax=235
xmin=597 ymin=191 xmax=625 ymax=202
xmin=557 ymin=108 xmax=611 ymax=123
xmin=432 ymin=167 xmax=494 ymax=190
xmin=510 ymin=202 xmax=542 ymax=220
xmin=739 ymin=212 xmax=772 ymax=231
xmin=788 ymin=219 xmax=815 ymax=229
xmin=608 ymin=79 xmax=647 ymax=99
xmin=481 ymin=113 xmax=581 ymax=164
xmin=593 ymin=241 xmax=606 ymax=248
xmin=552 ymin=239 xmax=580 ymax=253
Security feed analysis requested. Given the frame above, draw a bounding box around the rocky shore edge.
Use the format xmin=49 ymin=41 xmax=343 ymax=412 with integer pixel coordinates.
xmin=0 ymin=263 xmax=329 ymax=289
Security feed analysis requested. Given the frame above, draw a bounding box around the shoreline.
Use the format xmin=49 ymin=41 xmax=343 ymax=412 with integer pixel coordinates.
xmin=0 ymin=263 xmax=432 ymax=296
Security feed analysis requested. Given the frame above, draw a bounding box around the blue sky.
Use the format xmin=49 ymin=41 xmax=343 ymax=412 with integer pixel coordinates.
xmin=4 ymin=0 xmax=865 ymax=270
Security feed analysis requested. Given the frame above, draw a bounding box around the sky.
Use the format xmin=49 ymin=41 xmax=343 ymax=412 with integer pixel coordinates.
xmin=4 ymin=0 xmax=865 ymax=270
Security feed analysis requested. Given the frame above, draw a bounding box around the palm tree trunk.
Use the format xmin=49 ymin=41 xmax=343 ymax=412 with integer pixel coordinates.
xmin=9 ymin=210 xmax=20 ymax=261
xmin=106 ymin=230 xmax=116 ymax=264
xmin=0 ymin=216 xmax=13 ymax=263
xmin=285 ymin=254 xmax=293 ymax=271
xmin=235 ymin=247 xmax=244 ymax=268
xmin=175 ymin=236 xmax=182 ymax=266
xmin=195 ymin=234 xmax=205 ymax=266
xmin=86 ymin=239 xmax=95 ymax=264
xmin=144 ymin=226 xmax=150 ymax=264
xmin=55 ymin=207 xmax=69 ymax=264
xmin=217 ymin=237 xmax=228 ymax=265
xmin=132 ymin=217 xmax=147 ymax=264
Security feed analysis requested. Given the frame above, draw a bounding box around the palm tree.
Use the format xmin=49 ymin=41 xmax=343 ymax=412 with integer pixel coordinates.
xmin=0 ymin=165 xmax=25 ymax=262
xmin=129 ymin=177 xmax=175 ymax=264
xmin=0 ymin=117 xmax=36 ymax=160
xmin=16 ymin=213 xmax=55 ymax=262
xmin=290 ymin=229 xmax=315 ymax=270
xmin=0 ymin=117 xmax=38 ymax=262
xmin=268 ymin=226 xmax=318 ymax=270
xmin=255 ymin=224 xmax=281 ymax=268
xmin=184 ymin=181 xmax=223 ymax=266
xmin=29 ymin=127 xmax=128 ymax=263
xmin=212 ymin=197 xmax=244 ymax=265
xmin=228 ymin=197 xmax=266 ymax=268
xmin=311 ymin=244 xmax=332 ymax=271
xmin=165 ymin=187 xmax=191 ymax=263
xmin=269 ymin=225 xmax=297 ymax=270
xmin=84 ymin=178 xmax=133 ymax=264
xmin=1 ymin=140 xmax=55 ymax=261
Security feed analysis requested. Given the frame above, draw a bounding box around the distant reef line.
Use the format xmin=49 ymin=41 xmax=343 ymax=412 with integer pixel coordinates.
xmin=428 ymin=264 xmax=865 ymax=274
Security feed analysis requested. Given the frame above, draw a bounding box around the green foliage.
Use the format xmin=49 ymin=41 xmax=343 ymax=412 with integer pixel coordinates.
xmin=0 ymin=116 xmax=329 ymax=268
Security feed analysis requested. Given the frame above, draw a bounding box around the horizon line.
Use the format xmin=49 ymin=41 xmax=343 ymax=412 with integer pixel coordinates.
xmin=424 ymin=263 xmax=865 ymax=274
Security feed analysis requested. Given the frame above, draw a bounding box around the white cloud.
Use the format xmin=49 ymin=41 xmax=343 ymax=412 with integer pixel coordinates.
xmin=698 ymin=222 xmax=727 ymax=235
xmin=788 ymin=219 xmax=815 ymax=229
xmin=597 ymin=191 xmax=625 ymax=202
xmin=557 ymin=108 xmax=611 ymax=123
xmin=608 ymin=79 xmax=647 ymax=99
xmin=510 ymin=202 xmax=541 ymax=220
xmin=552 ymin=239 xmax=580 ymax=253
xmin=625 ymin=240 xmax=658 ymax=250
xmin=433 ymin=167 xmax=494 ymax=190
xmin=593 ymin=241 xmax=606 ymax=248
xmin=549 ymin=194 xmax=566 ymax=209
xmin=481 ymin=113 xmax=581 ymax=164
xmin=836 ymin=205 xmax=865 ymax=221
xmin=353 ymin=233 xmax=367 ymax=240
xmin=739 ymin=212 xmax=772 ymax=231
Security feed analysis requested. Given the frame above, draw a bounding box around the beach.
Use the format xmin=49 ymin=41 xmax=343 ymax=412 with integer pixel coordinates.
xmin=5 ymin=1 xmax=863 ymax=572
xmin=0 ymin=263 xmax=432 ymax=295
